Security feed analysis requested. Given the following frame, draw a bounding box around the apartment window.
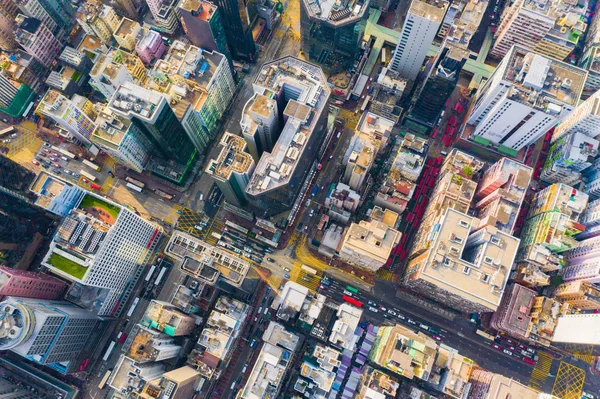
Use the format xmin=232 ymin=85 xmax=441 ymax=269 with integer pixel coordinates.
xmin=490 ymin=236 xmax=501 ymax=245
xmin=459 ymin=220 xmax=469 ymax=228
xmin=481 ymin=273 xmax=490 ymax=283
xmin=452 ymin=235 xmax=463 ymax=244
xmin=463 ymin=266 xmax=471 ymax=275
xmin=444 ymin=258 xmax=452 ymax=266
xmin=484 ymin=256 xmax=493 ymax=264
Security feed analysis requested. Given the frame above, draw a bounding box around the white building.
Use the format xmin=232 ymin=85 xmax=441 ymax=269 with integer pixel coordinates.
xmin=466 ymin=45 xmax=587 ymax=151
xmin=0 ymin=74 xmax=19 ymax=107
xmin=329 ymin=303 xmax=362 ymax=351
xmin=42 ymin=193 xmax=162 ymax=316
xmin=145 ymin=0 xmax=178 ymax=34
xmin=562 ymin=235 xmax=600 ymax=284
xmin=541 ymin=132 xmax=598 ymax=185
xmin=89 ymin=52 xmax=137 ymax=99
xmin=553 ymin=90 xmax=600 ymax=141
xmin=241 ymin=94 xmax=280 ymax=162
xmin=389 ymin=0 xmax=448 ymax=80
xmin=92 ymin=106 xmax=153 ymax=173
xmin=552 ymin=314 xmax=600 ymax=345
xmin=338 ymin=219 xmax=401 ymax=271
xmin=37 ymin=90 xmax=97 ymax=145
xmin=0 ymin=297 xmax=99 ymax=374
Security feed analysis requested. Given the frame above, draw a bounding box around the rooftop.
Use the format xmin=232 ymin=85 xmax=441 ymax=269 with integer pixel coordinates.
xmin=409 ymin=0 xmax=449 ymax=23
xmin=263 ymin=321 xmax=300 ymax=350
xmin=501 ymin=46 xmax=586 ymax=108
xmin=165 ymin=231 xmax=250 ymax=287
xmin=92 ymin=106 xmax=132 ymax=149
xmin=329 ymin=302 xmax=362 ymax=350
xmin=114 ymin=17 xmax=139 ymax=38
xmin=109 ymin=355 xmax=165 ymax=396
xmin=126 ymin=325 xmax=180 ymax=363
xmin=552 ymin=313 xmax=600 ymax=344
xmin=414 ymin=208 xmax=520 ymax=312
xmin=178 ymin=0 xmax=218 ymax=21
xmin=109 ymin=82 xmax=165 ymax=122
xmin=340 ymin=219 xmax=402 ymax=267
xmin=206 ymin=133 xmax=254 ymax=181
xmin=240 ymin=342 xmax=291 ymax=399
xmin=301 ymin=0 xmax=369 ymax=26
xmin=246 ymin=57 xmax=330 ymax=195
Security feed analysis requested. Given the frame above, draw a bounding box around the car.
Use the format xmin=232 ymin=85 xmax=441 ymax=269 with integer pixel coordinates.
xmin=304 ymin=225 xmax=308 ymax=232
xmin=408 ymin=319 xmax=417 ymax=325
xmin=368 ymin=306 xmax=378 ymax=312
xmin=82 ymin=178 xmax=88 ymax=183
xmin=309 ymin=209 xmax=314 ymax=217
xmin=368 ymin=300 xmax=377 ymax=306
xmin=518 ymin=344 xmax=527 ymax=350
xmin=581 ymin=392 xmax=595 ymax=399
xmin=433 ymin=335 xmax=442 ymax=341
xmin=419 ymin=323 xmax=429 ymax=330
xmin=49 ymin=157 xmax=57 ymax=162
xmin=319 ymin=284 xmax=326 ymax=289
xmin=194 ymin=225 xmax=203 ymax=230
xmin=10 ymin=133 xmax=17 ymax=138
xmin=253 ymin=316 xmax=258 ymax=322
xmin=31 ymin=160 xmax=39 ymax=165
xmin=302 ymin=276 xmax=311 ymax=282
xmin=284 ymin=273 xmax=290 ymax=278
xmin=242 ymin=364 xmax=248 ymax=373
xmin=379 ymin=306 xmax=387 ymax=312
xmin=509 ymin=345 xmax=516 ymax=351
xmin=523 ymin=357 xmax=536 ymax=365
xmin=526 ymin=347 xmax=535 ymax=354
xmin=492 ymin=344 xmax=502 ymax=350
xmin=503 ymin=349 xmax=513 ymax=356
xmin=506 ymin=338 xmax=514 ymax=344
xmin=53 ymin=163 xmax=61 ymax=168
xmin=38 ymin=152 xmax=46 ymax=157
xmin=43 ymin=142 xmax=51 ymax=147
xmin=522 ymin=350 xmax=532 ymax=358
xmin=52 ymin=169 xmax=61 ymax=174
xmin=388 ymin=309 xmax=397 ymax=316
xmin=52 ymin=152 xmax=59 ymax=157
xmin=284 ymin=267 xmax=290 ymax=272
xmin=266 ymin=257 xmax=274 ymax=262
xmin=343 ymin=290 xmax=353 ymax=296
xmin=383 ymin=313 xmax=392 ymax=319
xmin=41 ymin=163 xmax=50 ymax=169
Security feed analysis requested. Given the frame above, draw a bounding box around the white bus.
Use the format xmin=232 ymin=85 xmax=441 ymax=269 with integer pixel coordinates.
xmin=0 ymin=126 xmax=15 ymax=137
xmin=102 ymin=341 xmax=116 ymax=362
xmin=83 ymin=159 xmax=101 ymax=171
xmin=79 ymin=169 xmax=97 ymax=182
xmin=126 ymin=297 xmax=140 ymax=317
xmin=154 ymin=267 xmax=167 ymax=285
xmin=51 ymin=146 xmax=75 ymax=159
xmin=125 ymin=176 xmax=145 ymax=189
xmin=381 ymin=48 xmax=387 ymax=65
xmin=211 ymin=232 xmax=223 ymax=240
xmin=126 ymin=182 xmax=143 ymax=193
xmin=301 ymin=264 xmax=318 ymax=276
xmin=98 ymin=370 xmax=112 ymax=389
xmin=145 ymin=265 xmax=157 ymax=282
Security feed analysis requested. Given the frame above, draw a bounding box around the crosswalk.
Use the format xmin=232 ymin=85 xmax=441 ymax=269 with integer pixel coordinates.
xmin=528 ymin=351 xmax=553 ymax=391
xmin=376 ymin=268 xmax=394 ymax=281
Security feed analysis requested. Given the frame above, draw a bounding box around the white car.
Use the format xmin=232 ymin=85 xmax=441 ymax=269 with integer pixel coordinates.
xmin=397 ymin=314 xmax=406 ymax=320
xmin=368 ymin=306 xmax=378 ymax=313
xmin=343 ymin=290 xmax=353 ymax=296
xmin=503 ymin=349 xmax=513 ymax=356
xmin=388 ymin=310 xmax=397 ymax=316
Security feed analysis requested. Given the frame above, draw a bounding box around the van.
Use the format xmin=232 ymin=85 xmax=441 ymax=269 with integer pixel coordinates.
xmin=199 ymin=193 xmax=204 ymax=201
xmin=440 ymin=151 xmax=448 ymax=156
xmin=419 ymin=323 xmax=430 ymax=330
xmin=60 ymin=156 xmax=69 ymax=161
xmin=242 ymin=364 xmax=248 ymax=373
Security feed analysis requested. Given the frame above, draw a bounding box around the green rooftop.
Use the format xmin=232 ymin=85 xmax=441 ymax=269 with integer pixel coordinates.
xmin=47 ymin=253 xmax=87 ymax=280
xmin=79 ymin=194 xmax=120 ymax=220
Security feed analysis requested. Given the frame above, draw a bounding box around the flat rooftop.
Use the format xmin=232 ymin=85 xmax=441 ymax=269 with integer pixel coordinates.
xmin=301 ymin=0 xmax=368 ymax=26
xmin=415 ymin=208 xmax=519 ymax=311
xmin=92 ymin=106 xmax=131 ymax=149
xmin=165 ymin=231 xmax=250 ymax=287
xmin=409 ymin=0 xmax=449 ymax=23
xmin=115 ymin=17 xmax=138 ymax=38
xmin=502 ymin=46 xmax=586 ymax=108
xmin=109 ymin=82 xmax=165 ymax=122
xmin=206 ymin=133 xmax=254 ymax=181
xmin=246 ymin=57 xmax=330 ymax=195
xmin=179 ymin=0 xmax=218 ymax=20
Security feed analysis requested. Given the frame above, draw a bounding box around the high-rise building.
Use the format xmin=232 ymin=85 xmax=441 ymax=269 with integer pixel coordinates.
xmin=13 ymin=15 xmax=62 ymax=68
xmin=16 ymin=0 xmax=76 ymax=38
xmin=562 ymin=236 xmax=600 ymax=283
xmin=212 ymin=0 xmax=256 ymax=61
xmin=554 ymin=280 xmax=600 ymax=310
xmin=0 ymin=297 xmax=99 ymax=374
xmin=135 ymin=29 xmax=166 ymax=65
xmin=242 ymin=57 xmax=330 ymax=216
xmin=338 ymin=218 xmax=402 ymax=271
xmin=541 ymin=132 xmax=598 ymax=185
xmin=92 ymin=106 xmax=154 ymax=173
xmin=552 ymin=313 xmax=600 ymax=345
xmin=552 ymin=90 xmax=600 ymax=141
xmin=113 ymin=17 xmax=142 ymax=51
xmin=408 ymin=47 xmax=466 ymax=128
xmin=474 ymin=158 xmax=532 ymax=234
xmin=150 ymin=40 xmax=236 ymax=153
xmin=106 ymin=0 xmax=143 ymax=20
xmin=141 ymin=300 xmax=196 ymax=336
xmin=140 ymin=367 xmax=201 ymax=399
xmin=491 ymin=0 xmax=586 ymax=60
xmin=517 ymin=184 xmax=588 ymax=271
xmin=58 ymin=46 xmax=93 ymax=73
xmin=89 ymin=48 xmax=145 ymax=99
xmin=145 ymin=0 xmax=179 ymax=34
xmin=241 ymin=93 xmax=279 ymax=161
xmin=389 ymin=0 xmax=449 ymax=80
xmin=109 ymin=82 xmax=198 ymax=182
xmin=177 ymin=0 xmax=230 ymax=60
xmin=299 ymin=0 xmax=370 ymax=73
xmin=37 ymin=90 xmax=97 ymax=145
xmin=490 ymin=283 xmax=536 ymax=339
xmin=465 ymin=46 xmax=587 ymax=151
xmin=0 ymin=267 xmax=68 ymax=300
xmin=0 ymin=74 xmax=20 ymax=108
xmin=42 ymin=192 xmax=162 ymax=316
xmin=75 ymin=0 xmax=121 ymax=44
xmin=206 ymin=132 xmax=255 ymax=207
xmin=125 ymin=325 xmax=182 ymax=363
xmin=0 ymin=1 xmax=18 ymax=51
xmin=403 ymin=150 xmax=521 ymax=313
xmin=468 ymin=369 xmax=556 ymax=399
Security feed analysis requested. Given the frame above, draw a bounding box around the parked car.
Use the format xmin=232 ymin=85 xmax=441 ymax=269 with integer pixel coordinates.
xmin=31 ymin=160 xmax=39 ymax=165
xmin=503 ymin=349 xmax=513 ymax=356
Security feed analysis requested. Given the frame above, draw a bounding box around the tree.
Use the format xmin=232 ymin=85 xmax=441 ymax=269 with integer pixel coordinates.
xmin=463 ymin=165 xmax=473 ymax=177
xmin=550 ymin=275 xmax=564 ymax=287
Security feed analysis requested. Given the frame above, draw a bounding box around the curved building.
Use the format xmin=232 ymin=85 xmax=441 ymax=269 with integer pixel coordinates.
xmin=0 ymin=298 xmax=99 ymax=374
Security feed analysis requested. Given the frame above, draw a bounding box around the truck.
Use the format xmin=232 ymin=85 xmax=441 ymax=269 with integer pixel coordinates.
xmin=311 ymin=186 xmax=319 ymax=196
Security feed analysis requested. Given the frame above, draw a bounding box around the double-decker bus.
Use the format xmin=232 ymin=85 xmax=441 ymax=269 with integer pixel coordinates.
xmin=346 ymin=285 xmax=359 ymax=294
xmin=102 ymin=341 xmax=116 ymax=362
xmin=126 ymin=182 xmax=143 ymax=193
xmin=98 ymin=369 xmax=112 ymax=389
xmin=144 ymin=265 xmax=157 ymax=282
xmin=79 ymin=169 xmax=97 ymax=182
xmin=126 ymin=297 xmax=140 ymax=317
xmin=342 ymin=295 xmax=363 ymax=308
xmin=301 ymin=265 xmax=318 ymax=276
xmin=0 ymin=127 xmax=15 ymax=137
xmin=476 ymin=329 xmax=495 ymax=341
